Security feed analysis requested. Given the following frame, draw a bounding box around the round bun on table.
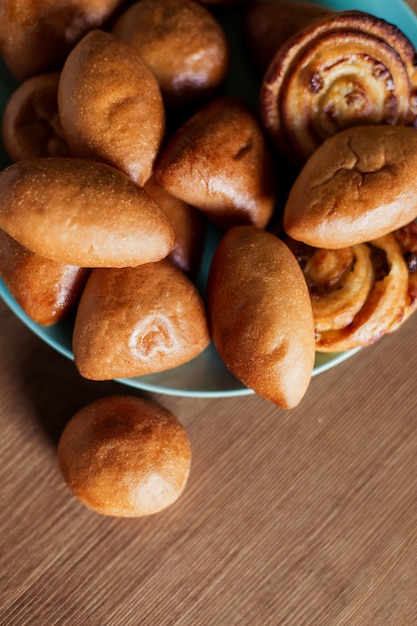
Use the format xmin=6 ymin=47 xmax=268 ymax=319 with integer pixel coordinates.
xmin=284 ymin=125 xmax=417 ymax=249
xmin=0 ymin=157 xmax=174 ymax=268
xmin=207 ymin=225 xmax=315 ymax=409
xmin=58 ymin=395 xmax=191 ymax=517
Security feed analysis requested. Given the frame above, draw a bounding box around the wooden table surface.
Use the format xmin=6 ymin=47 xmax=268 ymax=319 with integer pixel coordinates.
xmin=3 ymin=2 xmax=417 ymax=625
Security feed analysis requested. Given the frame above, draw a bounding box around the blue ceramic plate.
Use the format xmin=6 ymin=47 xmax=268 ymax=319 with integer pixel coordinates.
xmin=1 ymin=0 xmax=414 ymax=397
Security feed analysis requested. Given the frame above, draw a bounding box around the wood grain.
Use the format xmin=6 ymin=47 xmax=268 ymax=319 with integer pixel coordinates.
xmin=3 ymin=3 xmax=417 ymax=625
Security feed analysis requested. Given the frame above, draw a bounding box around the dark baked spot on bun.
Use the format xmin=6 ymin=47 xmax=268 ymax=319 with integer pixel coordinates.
xmin=57 ymin=395 xmax=191 ymax=517
xmin=284 ymin=125 xmax=417 ymax=249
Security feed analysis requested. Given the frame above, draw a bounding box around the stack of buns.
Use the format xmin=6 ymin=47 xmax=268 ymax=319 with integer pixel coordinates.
xmin=58 ymin=395 xmax=192 ymax=517
xmin=2 ymin=1 xmax=417 ymax=515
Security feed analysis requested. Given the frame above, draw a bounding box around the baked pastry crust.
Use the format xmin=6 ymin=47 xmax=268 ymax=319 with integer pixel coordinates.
xmin=58 ymin=30 xmax=165 ymax=187
xmin=0 ymin=158 xmax=174 ymax=268
xmin=284 ymin=125 xmax=417 ymax=249
xmin=287 ymin=234 xmax=411 ymax=352
xmin=261 ymin=10 xmax=417 ymax=164
xmin=112 ymin=0 xmax=228 ymax=108
xmin=0 ymin=229 xmax=88 ymax=326
xmin=0 ymin=0 xmax=123 ymax=81
xmin=58 ymin=395 xmax=191 ymax=517
xmin=73 ymin=260 xmax=211 ymax=380
xmin=207 ymin=225 xmax=315 ymax=408
xmin=155 ymin=96 xmax=276 ymax=230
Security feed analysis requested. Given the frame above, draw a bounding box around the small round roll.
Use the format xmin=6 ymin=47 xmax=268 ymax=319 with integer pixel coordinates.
xmin=58 ymin=395 xmax=191 ymax=517
xmin=207 ymin=225 xmax=315 ymax=409
xmin=284 ymin=125 xmax=417 ymax=249
xmin=112 ymin=0 xmax=229 ymax=108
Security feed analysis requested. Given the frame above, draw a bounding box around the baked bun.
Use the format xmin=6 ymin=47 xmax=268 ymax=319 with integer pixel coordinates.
xmin=0 ymin=0 xmax=124 ymax=81
xmin=284 ymin=125 xmax=417 ymax=249
xmin=112 ymin=0 xmax=228 ymax=108
xmin=207 ymin=225 xmax=315 ymax=408
xmin=260 ymin=10 xmax=417 ymax=164
xmin=58 ymin=29 xmax=165 ymax=187
xmin=58 ymin=395 xmax=191 ymax=517
xmin=244 ymin=1 xmax=332 ymax=74
xmin=0 ymin=229 xmax=88 ymax=326
xmin=2 ymin=72 xmax=71 ymax=162
xmin=144 ymin=175 xmax=207 ymax=277
xmin=155 ymin=96 xmax=276 ymax=230
xmin=0 ymin=157 xmax=174 ymax=268
xmin=73 ymin=260 xmax=211 ymax=380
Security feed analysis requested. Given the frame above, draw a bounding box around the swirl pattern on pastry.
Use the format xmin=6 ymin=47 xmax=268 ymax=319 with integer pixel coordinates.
xmin=287 ymin=234 xmax=410 ymax=352
xmin=393 ymin=220 xmax=417 ymax=322
xmin=261 ymin=10 xmax=417 ymax=165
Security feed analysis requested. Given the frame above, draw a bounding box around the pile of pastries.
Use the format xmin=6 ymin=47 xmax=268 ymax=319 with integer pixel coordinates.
xmin=1 ymin=0 xmax=417 ymax=415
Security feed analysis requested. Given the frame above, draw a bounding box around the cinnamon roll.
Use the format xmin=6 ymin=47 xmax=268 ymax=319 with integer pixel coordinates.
xmin=287 ymin=234 xmax=410 ymax=352
xmin=393 ymin=220 xmax=417 ymax=322
xmin=261 ymin=10 xmax=417 ymax=165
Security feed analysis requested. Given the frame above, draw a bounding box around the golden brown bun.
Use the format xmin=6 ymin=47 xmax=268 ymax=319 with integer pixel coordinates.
xmin=244 ymin=1 xmax=333 ymax=73
xmin=0 ymin=0 xmax=124 ymax=81
xmin=58 ymin=29 xmax=165 ymax=187
xmin=207 ymin=225 xmax=315 ymax=408
xmin=58 ymin=395 xmax=191 ymax=517
xmin=0 ymin=229 xmax=88 ymax=326
xmin=2 ymin=72 xmax=71 ymax=162
xmin=73 ymin=260 xmax=211 ymax=380
xmin=112 ymin=0 xmax=228 ymax=108
xmin=284 ymin=125 xmax=417 ymax=249
xmin=0 ymin=157 xmax=174 ymax=268
xmin=144 ymin=175 xmax=207 ymax=277
xmin=260 ymin=10 xmax=417 ymax=164
xmin=155 ymin=96 xmax=276 ymax=230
